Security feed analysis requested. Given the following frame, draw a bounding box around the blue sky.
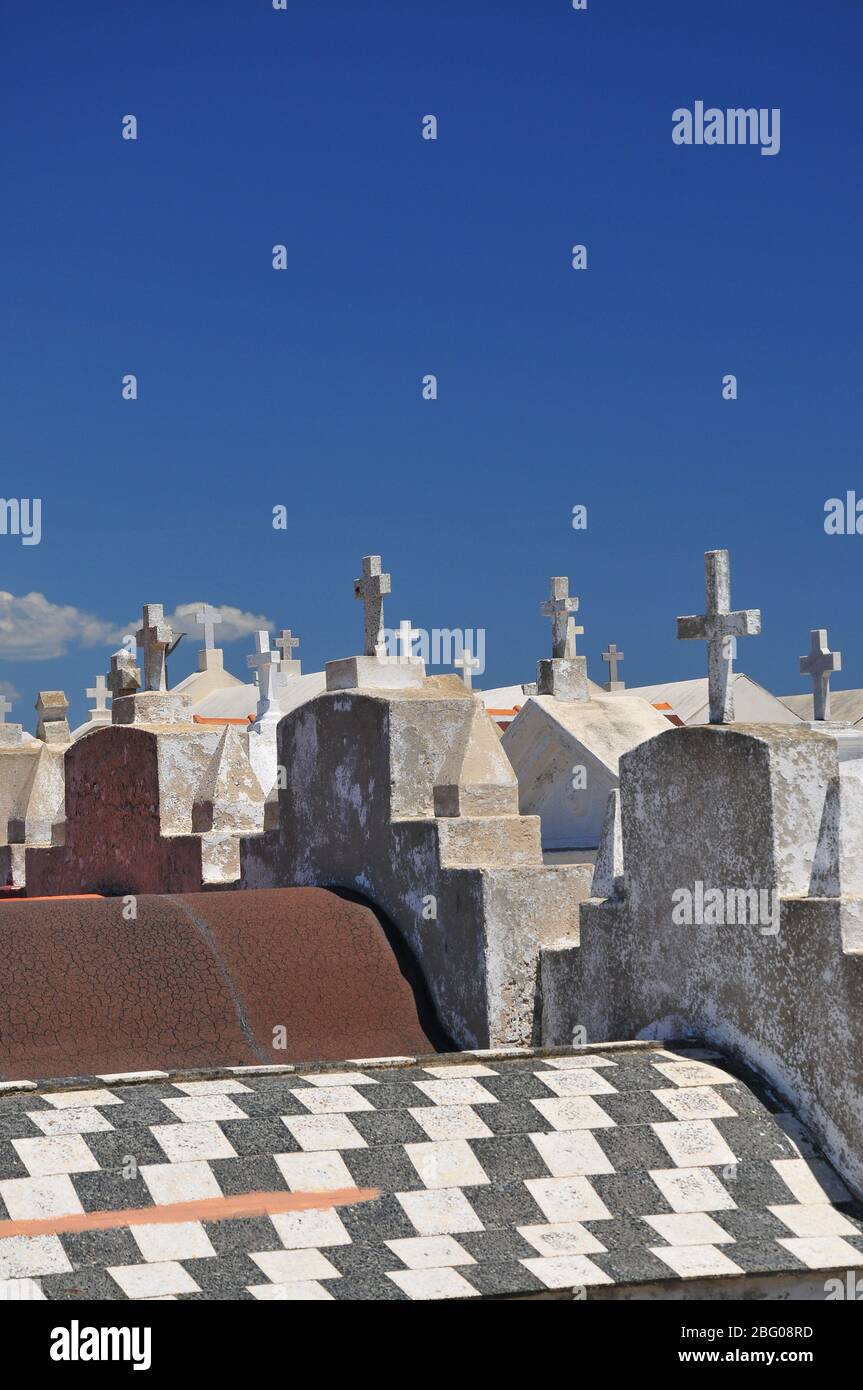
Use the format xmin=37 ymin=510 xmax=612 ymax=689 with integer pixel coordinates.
xmin=1 ymin=0 xmax=861 ymax=726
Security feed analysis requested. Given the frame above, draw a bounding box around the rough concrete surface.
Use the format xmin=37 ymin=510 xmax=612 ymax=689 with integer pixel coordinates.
xmin=539 ymin=724 xmax=863 ymax=1198
xmin=238 ymin=681 xmax=591 ymax=1050
xmin=25 ymin=714 xmax=270 ymax=895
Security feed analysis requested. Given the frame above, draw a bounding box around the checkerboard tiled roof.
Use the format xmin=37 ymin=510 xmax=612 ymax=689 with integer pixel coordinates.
xmin=0 ymin=1043 xmax=860 ymax=1301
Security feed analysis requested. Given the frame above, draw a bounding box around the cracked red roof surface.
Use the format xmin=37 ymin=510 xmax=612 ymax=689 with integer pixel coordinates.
xmin=0 ymin=887 xmax=440 ymax=1080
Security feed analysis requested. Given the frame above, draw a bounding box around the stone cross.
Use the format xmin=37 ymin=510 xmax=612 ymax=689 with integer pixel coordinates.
xmin=354 ymin=555 xmax=391 ymax=658
xmin=275 ymin=629 xmax=299 ymax=661
xmin=275 ymin=628 xmax=301 ymax=679
xmin=602 ymin=643 xmax=625 ymax=690
xmin=396 ymin=620 xmax=420 ymax=663
xmin=677 ymin=549 xmax=761 ymax=724
xmin=107 ymin=651 xmax=141 ymax=700
xmin=136 ymin=604 xmax=174 ymax=692
xmin=800 ymin=628 xmax=841 ymax=722
xmin=247 ymin=631 xmax=282 ymax=704
xmin=541 ymin=577 xmax=583 ymax=659
xmin=86 ymin=674 xmax=111 ymax=713
xmin=0 ymin=694 xmax=11 ymax=723
xmin=196 ymin=604 xmax=222 ymax=650
xmin=36 ymin=691 xmax=70 ymax=743
xmin=454 ymin=642 xmax=481 ymax=689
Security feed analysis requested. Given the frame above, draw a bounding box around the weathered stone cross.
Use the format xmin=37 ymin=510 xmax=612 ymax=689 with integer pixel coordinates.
xmin=541 ymin=577 xmax=583 ymax=659
xmin=136 ymin=604 xmax=175 ymax=692
xmin=247 ymin=631 xmax=281 ymax=704
xmin=36 ymin=691 xmax=70 ymax=743
xmin=275 ymin=628 xmax=301 ymax=679
xmin=677 ymin=549 xmax=761 ymax=724
xmin=354 ymin=555 xmax=391 ymax=658
xmin=0 ymin=694 xmax=12 ymax=723
xmin=396 ymin=619 xmax=420 ymax=663
xmin=196 ymin=604 xmax=222 ymax=650
xmin=454 ymin=642 xmax=481 ymax=689
xmin=107 ymin=651 xmax=141 ymax=701
xmin=275 ymin=629 xmax=299 ymax=662
xmin=800 ymin=628 xmax=841 ymax=722
xmin=86 ymin=674 xmax=111 ymax=713
xmin=602 ymin=643 xmax=625 ymax=689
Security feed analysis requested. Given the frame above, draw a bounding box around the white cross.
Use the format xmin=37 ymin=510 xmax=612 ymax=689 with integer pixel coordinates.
xmin=196 ymin=604 xmax=222 ymax=650
xmin=541 ymin=577 xmax=583 ymax=658
xmin=396 ymin=619 xmax=420 ymax=663
xmin=800 ymin=628 xmax=841 ymax=721
xmin=354 ymin=555 xmax=391 ymax=658
xmin=602 ymin=643 xmax=625 ymax=687
xmin=86 ymin=674 xmax=111 ymax=713
xmin=136 ymin=604 xmax=174 ymax=692
xmin=677 ymin=549 xmax=761 ymax=724
xmin=454 ymin=643 xmax=481 ymax=689
xmin=247 ymin=631 xmax=281 ymax=703
xmin=0 ymin=695 xmax=12 ymax=723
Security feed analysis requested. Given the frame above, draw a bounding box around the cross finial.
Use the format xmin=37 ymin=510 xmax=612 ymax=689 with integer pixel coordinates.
xmin=454 ymin=642 xmax=481 ymax=689
xmin=541 ymin=576 xmax=583 ymax=659
xmin=274 ymin=628 xmax=302 ymax=682
xmin=35 ymin=691 xmax=70 ymax=743
xmin=601 ymin=643 xmax=625 ymax=690
xmin=275 ymin=629 xmax=299 ymax=662
xmin=107 ymin=651 xmax=141 ymax=701
xmin=354 ymin=555 xmax=391 ymax=658
xmin=196 ymin=604 xmax=222 ymax=651
xmin=136 ymin=604 xmax=175 ymax=692
xmin=396 ymin=619 xmax=420 ymax=663
xmin=0 ymin=694 xmax=11 ymax=723
xmin=800 ymin=628 xmax=841 ymax=721
xmin=86 ymin=674 xmax=111 ymax=713
xmin=677 ymin=549 xmax=761 ymax=723
xmin=247 ymin=631 xmax=281 ymax=701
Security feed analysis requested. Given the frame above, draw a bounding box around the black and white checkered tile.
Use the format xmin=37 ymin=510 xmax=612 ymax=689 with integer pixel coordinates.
xmin=0 ymin=1045 xmax=861 ymax=1300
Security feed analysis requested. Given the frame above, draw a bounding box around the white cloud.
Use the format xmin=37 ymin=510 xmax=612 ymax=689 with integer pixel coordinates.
xmin=163 ymin=603 xmax=275 ymax=645
xmin=0 ymin=680 xmax=21 ymax=702
xmin=0 ymin=592 xmax=276 ymax=661
xmin=0 ymin=591 xmax=121 ymax=660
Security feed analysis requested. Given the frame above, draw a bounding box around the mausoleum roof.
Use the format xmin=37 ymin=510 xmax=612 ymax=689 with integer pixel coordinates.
xmin=609 ymin=674 xmax=802 ymax=726
xmin=0 ymin=1043 xmax=858 ymax=1301
xmin=779 ymin=688 xmax=863 ymax=725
